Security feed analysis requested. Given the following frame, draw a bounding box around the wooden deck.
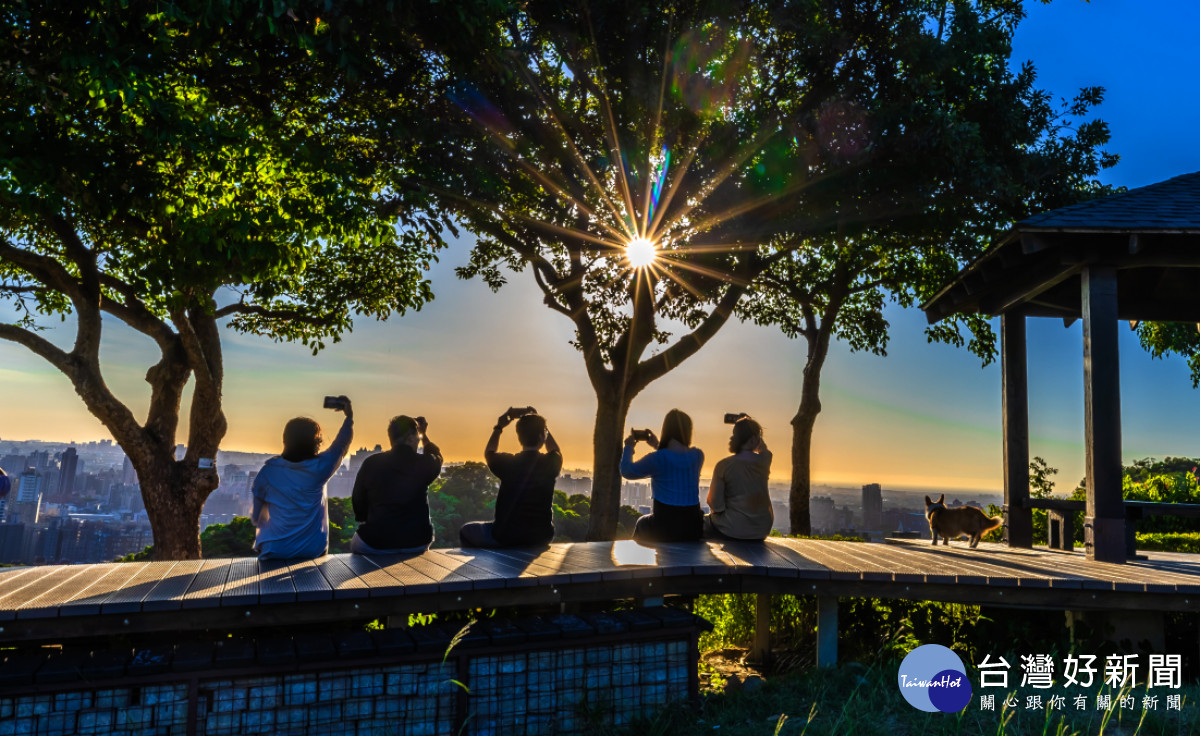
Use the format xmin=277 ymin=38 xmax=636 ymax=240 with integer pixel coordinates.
xmin=1 ymin=538 xmax=1197 ymax=644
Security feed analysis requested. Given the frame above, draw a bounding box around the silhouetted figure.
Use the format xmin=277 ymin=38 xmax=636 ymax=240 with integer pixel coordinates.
xmin=704 ymin=416 xmax=773 ymax=541
xmin=460 ymin=407 xmax=562 ymax=547
xmin=251 ymin=396 xmax=353 ymax=560
xmin=350 ymin=415 xmax=442 ymax=554
xmin=621 ymin=409 xmax=704 ymax=544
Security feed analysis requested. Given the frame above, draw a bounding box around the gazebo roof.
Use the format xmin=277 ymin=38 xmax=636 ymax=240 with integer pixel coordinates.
xmin=923 ymin=171 xmax=1200 ymax=324
xmin=1020 ymin=171 xmax=1200 ymax=232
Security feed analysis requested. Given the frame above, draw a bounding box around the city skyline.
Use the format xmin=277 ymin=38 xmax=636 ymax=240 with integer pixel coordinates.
xmin=3 ymin=0 xmax=1200 ymax=494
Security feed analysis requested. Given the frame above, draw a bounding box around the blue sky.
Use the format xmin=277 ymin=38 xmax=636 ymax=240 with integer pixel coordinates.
xmin=3 ymin=0 xmax=1200 ymax=494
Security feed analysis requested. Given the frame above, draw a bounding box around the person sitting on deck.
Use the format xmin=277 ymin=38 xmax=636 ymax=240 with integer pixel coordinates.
xmin=350 ymin=415 xmax=443 ymax=555
xmin=459 ymin=407 xmax=563 ymax=548
xmin=251 ymin=396 xmax=354 ymax=560
xmin=621 ymin=409 xmax=704 ymax=544
xmin=704 ymin=416 xmax=773 ymax=542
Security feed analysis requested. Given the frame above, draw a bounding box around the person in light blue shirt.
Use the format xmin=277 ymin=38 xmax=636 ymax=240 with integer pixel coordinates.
xmin=620 ymin=408 xmax=704 ymax=544
xmin=252 ymin=397 xmax=354 ymax=560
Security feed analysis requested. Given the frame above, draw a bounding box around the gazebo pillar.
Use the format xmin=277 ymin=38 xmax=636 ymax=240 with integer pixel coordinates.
xmin=1082 ymin=266 xmax=1125 ymax=563
xmin=1001 ymin=311 xmax=1032 ymax=547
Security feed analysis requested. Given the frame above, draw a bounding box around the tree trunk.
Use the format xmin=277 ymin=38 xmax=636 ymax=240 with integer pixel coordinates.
xmin=586 ymin=391 xmax=632 ymax=541
xmin=133 ymin=453 xmax=217 ymax=560
xmin=789 ymin=329 xmax=834 ymax=537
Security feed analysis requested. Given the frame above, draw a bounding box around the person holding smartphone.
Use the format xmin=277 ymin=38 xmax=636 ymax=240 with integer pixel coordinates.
xmin=251 ymin=396 xmax=354 ymax=560
xmin=459 ymin=407 xmax=562 ymax=547
xmin=620 ymin=408 xmax=704 ymax=544
xmin=350 ymin=415 xmax=442 ymax=554
xmin=704 ymin=415 xmax=773 ymax=541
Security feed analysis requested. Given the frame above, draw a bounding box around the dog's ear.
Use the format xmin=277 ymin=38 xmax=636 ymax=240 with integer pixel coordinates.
xmin=924 ymin=496 xmax=932 ymax=505
xmin=937 ymin=493 xmax=945 ymax=504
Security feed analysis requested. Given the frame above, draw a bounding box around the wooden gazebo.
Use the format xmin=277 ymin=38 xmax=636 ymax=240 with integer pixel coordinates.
xmin=923 ymin=172 xmax=1200 ymax=563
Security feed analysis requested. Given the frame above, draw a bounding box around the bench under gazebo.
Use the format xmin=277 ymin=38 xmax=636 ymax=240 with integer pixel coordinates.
xmin=923 ymin=171 xmax=1200 ymax=563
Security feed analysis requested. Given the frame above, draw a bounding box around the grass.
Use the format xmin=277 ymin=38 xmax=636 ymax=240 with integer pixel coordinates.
xmin=605 ymin=663 xmax=1200 ymax=736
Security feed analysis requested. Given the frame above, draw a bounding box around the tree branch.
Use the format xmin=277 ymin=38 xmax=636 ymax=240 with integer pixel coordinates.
xmin=0 ymin=322 xmax=74 ymax=374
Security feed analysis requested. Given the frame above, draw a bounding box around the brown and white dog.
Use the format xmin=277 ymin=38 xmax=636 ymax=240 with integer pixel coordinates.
xmin=924 ymin=494 xmax=1002 ymax=548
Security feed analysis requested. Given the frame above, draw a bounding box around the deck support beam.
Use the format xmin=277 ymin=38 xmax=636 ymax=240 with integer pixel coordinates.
xmin=749 ymin=593 xmax=771 ymax=665
xmin=1002 ymin=311 xmax=1033 ymax=548
xmin=1082 ymin=266 xmax=1126 ymax=563
xmin=816 ymin=596 xmax=838 ymax=668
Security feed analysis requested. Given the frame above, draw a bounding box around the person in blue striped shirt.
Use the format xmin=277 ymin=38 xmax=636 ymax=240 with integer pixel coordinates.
xmin=620 ymin=409 xmax=704 ymax=543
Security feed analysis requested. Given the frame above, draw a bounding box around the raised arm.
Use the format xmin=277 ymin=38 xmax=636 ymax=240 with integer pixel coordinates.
xmin=419 ymin=417 xmax=443 ymax=468
xmin=544 ymin=427 xmax=561 ymax=456
xmin=485 ymin=409 xmax=511 ymax=464
xmin=619 ymin=433 xmax=657 ymax=480
xmin=315 ymin=396 xmax=354 ymax=479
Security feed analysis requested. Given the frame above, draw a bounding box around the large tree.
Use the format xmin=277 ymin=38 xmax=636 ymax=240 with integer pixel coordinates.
xmin=0 ymin=2 xmax=443 ymax=558
xmin=739 ymin=2 xmax=1118 ymax=535
xmin=347 ymin=0 xmax=1098 ymax=539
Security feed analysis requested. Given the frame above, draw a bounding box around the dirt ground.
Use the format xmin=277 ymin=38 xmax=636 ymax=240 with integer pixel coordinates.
xmin=698 ymin=647 xmax=815 ymax=694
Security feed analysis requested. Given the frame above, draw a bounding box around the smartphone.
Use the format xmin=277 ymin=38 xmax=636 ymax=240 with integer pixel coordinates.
xmin=632 ymin=428 xmax=652 ymax=441
xmin=507 ymin=406 xmax=535 ymax=419
xmin=723 ymin=412 xmax=747 ymax=424
xmin=323 ymin=396 xmax=346 ymax=411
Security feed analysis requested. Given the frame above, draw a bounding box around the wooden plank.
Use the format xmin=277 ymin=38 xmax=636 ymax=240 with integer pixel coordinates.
xmin=760 ymin=539 xmax=834 ymax=579
xmin=142 ymin=560 xmax=204 ymax=612
xmin=884 ymin=540 xmax=1040 ymax=587
xmin=288 ymin=559 xmax=333 ymax=602
xmin=220 ymin=558 xmax=261 ymax=607
xmin=840 ymin=544 xmax=940 ymax=584
xmin=256 ymin=559 xmax=298 ymax=605
xmin=769 ymin=539 xmax=868 ymax=582
xmin=182 ymin=559 xmax=234 ymax=609
xmin=337 ymin=553 xmax=408 ymax=597
xmin=12 ymin=565 xmax=99 ymax=619
xmin=440 ymin=548 xmax=561 ymax=587
xmin=0 ymin=567 xmax=53 ymax=617
xmin=878 ymin=542 xmax=964 ymax=584
xmin=487 ymin=545 xmax=603 ymax=584
xmin=358 ymin=555 xmax=441 ymax=595
xmin=389 ymin=554 xmax=474 ymax=594
xmin=311 ymin=556 xmax=369 ymax=600
xmin=60 ymin=563 xmax=148 ymax=617
xmin=707 ymin=541 xmax=775 ymax=576
xmin=468 ymin=547 xmax=559 ymax=583
xmin=804 ymin=540 xmax=896 ymax=582
xmin=558 ymin=542 xmax=642 ymax=580
xmin=420 ymin=549 xmax=508 ymax=590
xmin=101 ymin=561 xmax=182 ymax=615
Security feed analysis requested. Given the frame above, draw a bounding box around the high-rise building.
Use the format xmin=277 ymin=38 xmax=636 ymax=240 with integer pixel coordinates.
xmin=9 ymin=469 xmax=43 ymax=524
xmin=862 ymin=483 xmax=883 ymax=530
xmin=58 ymin=448 xmax=79 ymax=497
xmin=121 ymin=455 xmax=138 ymax=485
xmin=0 ymin=455 xmax=25 ymax=475
xmin=27 ymin=450 xmax=50 ymax=471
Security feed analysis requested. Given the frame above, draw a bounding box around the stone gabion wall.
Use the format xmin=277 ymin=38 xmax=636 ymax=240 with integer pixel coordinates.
xmin=466 ymin=640 xmax=689 ymax=735
xmin=0 ymin=614 xmax=699 ymax=736
xmin=0 ymin=684 xmax=190 ymax=736
xmin=198 ymin=662 xmax=458 ymax=736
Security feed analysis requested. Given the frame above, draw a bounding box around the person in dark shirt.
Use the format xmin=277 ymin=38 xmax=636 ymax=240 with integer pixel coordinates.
xmin=350 ymin=415 xmax=443 ymax=554
xmin=459 ymin=408 xmax=562 ymax=547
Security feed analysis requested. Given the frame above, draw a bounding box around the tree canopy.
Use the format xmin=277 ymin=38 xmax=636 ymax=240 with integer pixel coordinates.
xmin=0 ymin=1 xmax=443 ymax=557
xmin=334 ymin=0 xmax=1122 ymax=538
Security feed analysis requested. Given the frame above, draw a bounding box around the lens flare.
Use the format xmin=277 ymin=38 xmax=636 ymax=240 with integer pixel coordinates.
xmin=625 ymin=237 xmax=658 ymax=268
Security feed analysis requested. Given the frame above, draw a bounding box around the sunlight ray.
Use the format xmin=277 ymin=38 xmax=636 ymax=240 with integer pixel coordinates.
xmin=515 ymin=63 xmax=631 ymax=235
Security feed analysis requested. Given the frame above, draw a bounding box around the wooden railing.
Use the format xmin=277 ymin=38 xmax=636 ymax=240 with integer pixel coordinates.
xmin=1024 ymin=498 xmax=1200 ymax=556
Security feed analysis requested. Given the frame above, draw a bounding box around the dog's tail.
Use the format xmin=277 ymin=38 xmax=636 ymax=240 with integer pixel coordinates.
xmin=982 ymin=515 xmax=1003 ymax=532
